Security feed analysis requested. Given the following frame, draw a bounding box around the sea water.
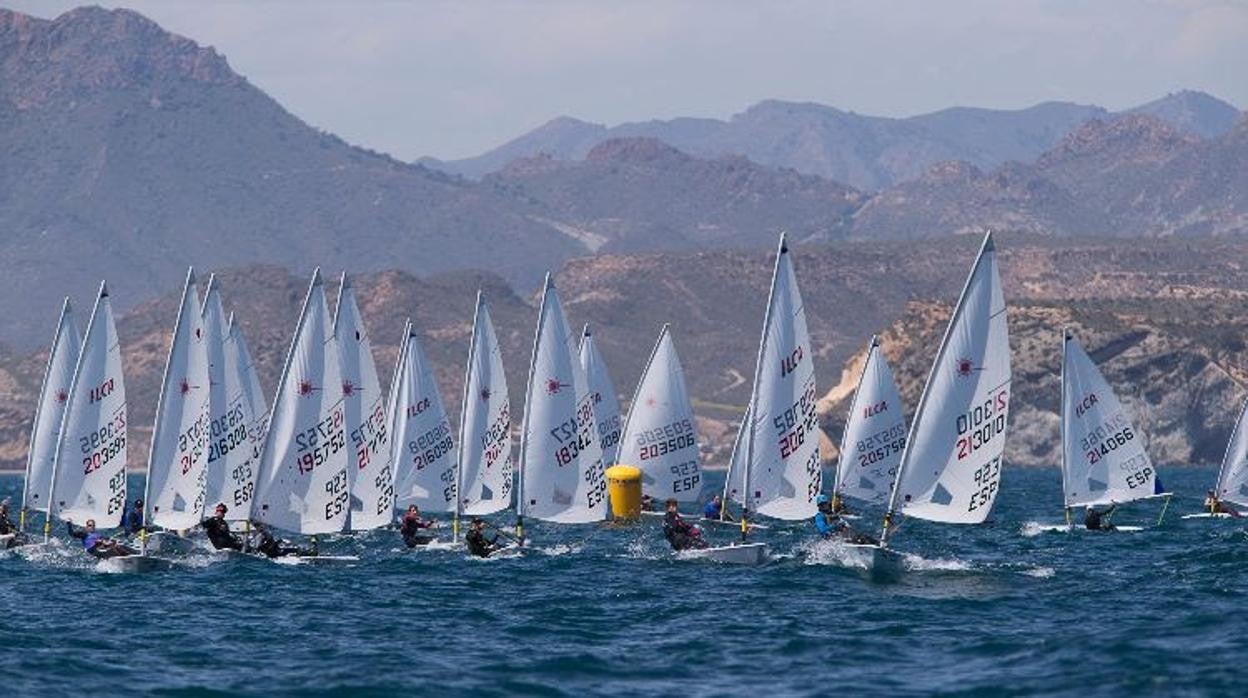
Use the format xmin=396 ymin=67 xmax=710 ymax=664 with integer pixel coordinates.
xmin=1 ymin=466 xmax=1245 ymax=697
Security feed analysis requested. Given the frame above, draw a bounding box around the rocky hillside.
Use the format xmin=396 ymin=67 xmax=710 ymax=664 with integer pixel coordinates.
xmin=487 ymin=138 xmax=864 ymax=252
xmin=423 ymin=93 xmax=1239 ymax=190
xmin=7 ymin=237 xmax=1248 ymax=472
xmin=0 ymin=6 xmax=586 ymax=347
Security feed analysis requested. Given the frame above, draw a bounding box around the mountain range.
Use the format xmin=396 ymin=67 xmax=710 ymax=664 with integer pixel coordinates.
xmin=421 ymin=91 xmax=1242 ymax=190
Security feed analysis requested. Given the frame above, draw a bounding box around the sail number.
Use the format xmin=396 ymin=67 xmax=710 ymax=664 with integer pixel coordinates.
xmin=372 ymin=464 xmax=396 ymax=515
xmin=481 ymin=402 xmax=511 ymax=466
xmin=207 ymin=404 xmax=248 ymax=464
xmin=598 ymin=414 xmax=621 ymax=451
xmin=775 ymin=377 xmax=818 ymax=459
xmin=323 ymin=468 xmax=348 ymax=519
xmin=408 ymin=420 xmax=453 ymax=471
xmin=669 ymin=460 xmax=700 ymax=493
xmin=856 ymin=422 xmax=906 ymax=468
xmin=584 ymin=458 xmax=607 ymax=508
xmin=551 ymin=395 xmax=596 ymax=467
xmin=295 ymin=407 xmax=346 ymax=474
xmin=966 ymin=456 xmax=1002 ymax=512
xmin=955 ymin=389 xmax=1009 ymax=461
xmin=636 ymin=419 xmax=696 ymax=460
xmin=106 ymin=469 xmax=126 ymax=516
xmin=81 ymin=407 xmax=127 ymax=475
xmin=352 ymin=400 xmax=389 ymax=470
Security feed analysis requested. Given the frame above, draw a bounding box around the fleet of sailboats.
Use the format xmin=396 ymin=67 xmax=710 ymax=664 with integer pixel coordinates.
xmin=9 ymin=231 xmax=1243 ymax=573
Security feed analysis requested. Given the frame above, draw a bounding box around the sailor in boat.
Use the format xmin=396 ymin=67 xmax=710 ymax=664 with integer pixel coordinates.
xmin=399 ymin=505 xmax=436 ymax=548
xmin=465 ymin=517 xmax=502 ymax=558
xmin=1203 ymin=490 xmax=1242 ymax=518
xmin=0 ymin=500 xmax=25 ymax=548
xmin=640 ymin=494 xmax=656 ymax=512
xmin=813 ymin=495 xmax=877 ymax=545
xmin=1084 ymin=504 xmax=1118 ymax=531
xmin=253 ymin=523 xmax=307 ymax=558
xmin=66 ymin=519 xmax=138 ymax=559
xmin=702 ymin=495 xmax=734 ymax=522
xmin=662 ymin=498 xmax=707 ymax=551
xmin=120 ymin=498 xmax=145 ymax=536
xmin=829 ymin=493 xmax=851 ymax=516
xmin=201 ymin=503 xmax=244 ymax=551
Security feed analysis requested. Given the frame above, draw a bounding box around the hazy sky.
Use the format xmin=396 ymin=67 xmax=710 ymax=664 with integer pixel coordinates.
xmin=8 ymin=1 xmax=1246 ymax=160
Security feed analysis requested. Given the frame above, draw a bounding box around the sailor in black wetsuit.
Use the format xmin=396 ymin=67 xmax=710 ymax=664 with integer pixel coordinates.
xmin=253 ymin=523 xmax=305 ymax=558
xmin=0 ymin=500 xmax=24 ymax=548
xmin=465 ymin=517 xmax=500 ymax=558
xmin=399 ymin=505 xmax=434 ymax=548
xmin=1084 ymin=504 xmax=1118 ymax=531
xmin=202 ymin=503 xmax=244 ymax=551
xmin=662 ymin=498 xmax=706 ymax=551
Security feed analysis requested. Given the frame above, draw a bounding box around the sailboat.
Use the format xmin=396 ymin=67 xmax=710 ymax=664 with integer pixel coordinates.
xmin=13 ymin=298 xmax=81 ymax=544
xmin=1057 ymin=329 xmax=1170 ymax=530
xmin=579 ymin=325 xmax=622 ymax=468
xmin=1192 ymin=393 xmax=1248 ymax=520
xmin=703 ymin=234 xmax=820 ymax=564
xmin=832 ymin=336 xmax=907 ymax=513
xmin=617 ymin=324 xmax=702 ymax=507
xmin=333 ymin=274 xmax=394 ymax=533
xmin=390 ymin=319 xmax=458 ymax=538
xmin=201 ymin=278 xmax=267 ymax=529
xmin=516 ymin=274 xmax=607 ymax=540
xmin=250 ymin=269 xmax=355 ymax=564
xmin=850 ymin=232 xmax=1011 ymax=578
xmin=141 ymin=268 xmax=211 ymax=557
xmin=46 ymin=282 xmax=158 ymax=568
xmin=454 ymin=293 xmax=514 ymax=543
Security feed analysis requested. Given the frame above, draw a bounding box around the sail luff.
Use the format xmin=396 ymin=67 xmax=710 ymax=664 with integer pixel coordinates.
xmin=834 ymin=336 xmax=877 ymax=497
xmin=454 ymin=297 xmax=481 ymax=522
xmin=1215 ymin=395 xmax=1248 ymax=507
xmin=741 ymin=238 xmax=785 ymax=519
xmin=516 ymin=276 xmax=551 ymax=520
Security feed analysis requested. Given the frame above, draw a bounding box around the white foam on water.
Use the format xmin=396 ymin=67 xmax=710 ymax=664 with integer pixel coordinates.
xmin=797 ymin=538 xmax=871 ymax=569
xmin=1023 ymin=566 xmax=1056 ymax=578
xmin=1020 ymin=521 xmax=1070 ymax=537
xmin=900 ymin=552 xmax=974 ymax=572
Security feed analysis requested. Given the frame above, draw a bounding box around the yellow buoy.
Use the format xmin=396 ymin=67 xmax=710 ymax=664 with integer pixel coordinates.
xmin=606 ymin=464 xmax=642 ymax=521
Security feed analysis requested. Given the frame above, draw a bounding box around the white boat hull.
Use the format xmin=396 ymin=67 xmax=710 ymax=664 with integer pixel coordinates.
xmin=1181 ymin=513 xmax=1234 ymax=520
xmin=0 ymin=533 xmax=16 ymax=547
xmin=99 ymin=554 xmax=177 ymax=573
xmin=271 ymin=554 xmax=360 ymax=566
xmin=144 ymin=531 xmax=198 ymax=555
xmin=681 ymin=542 xmax=767 ymax=565
xmin=843 ymin=543 xmax=905 ymax=582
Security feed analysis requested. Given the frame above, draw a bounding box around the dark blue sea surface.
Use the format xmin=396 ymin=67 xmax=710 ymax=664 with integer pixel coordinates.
xmin=2 ymin=466 xmax=1246 ymax=697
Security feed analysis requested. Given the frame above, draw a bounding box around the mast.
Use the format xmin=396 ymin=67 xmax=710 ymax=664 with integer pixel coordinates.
xmin=454 ymin=296 xmax=484 ymax=543
xmin=1060 ymin=327 xmax=1071 ymax=526
xmin=882 ymin=232 xmax=995 ymax=546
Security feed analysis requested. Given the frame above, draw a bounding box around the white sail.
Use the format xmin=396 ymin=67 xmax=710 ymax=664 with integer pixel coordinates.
xmin=251 ymin=269 xmax=350 ymax=535
xmin=144 ymin=269 xmax=211 ymax=530
xmin=21 ymin=298 xmax=82 ymax=515
xmin=617 ymin=325 xmax=702 ymax=502
xmin=1061 ymin=331 xmax=1158 ymax=507
xmin=519 ymin=275 xmax=607 ymax=523
xmin=333 ymin=275 xmax=393 ymax=531
xmin=834 ymin=337 xmax=906 ymax=506
xmin=743 ymin=236 xmax=820 ymax=521
xmin=457 ymin=294 xmax=514 ymax=516
xmin=202 ymin=280 xmax=263 ymax=518
xmin=887 ymin=233 xmax=1011 ymax=526
xmin=218 ymin=311 xmax=268 ymax=520
xmin=722 ymin=408 xmax=749 ymax=506
xmin=49 ymin=282 xmax=128 ymax=527
xmin=391 ymin=321 xmax=458 ymax=512
xmin=579 ymin=325 xmax=622 ymax=468
xmin=1216 ymin=397 xmax=1248 ymax=507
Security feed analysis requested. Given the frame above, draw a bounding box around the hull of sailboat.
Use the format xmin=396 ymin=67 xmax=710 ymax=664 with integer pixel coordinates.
xmin=144 ymin=531 xmax=198 ymax=555
xmin=271 ymin=554 xmax=360 ymax=566
xmin=1180 ymin=513 xmax=1235 ymax=520
xmin=100 ymin=554 xmax=177 ymax=574
xmin=840 ymin=543 xmax=905 ymax=582
xmin=681 ymin=542 xmax=767 ymax=565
